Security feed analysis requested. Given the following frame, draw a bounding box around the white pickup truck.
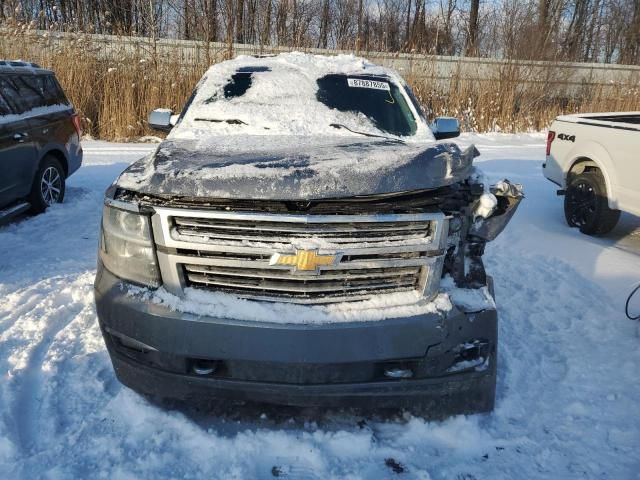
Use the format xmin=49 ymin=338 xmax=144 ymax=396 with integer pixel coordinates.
xmin=543 ymin=112 xmax=640 ymax=236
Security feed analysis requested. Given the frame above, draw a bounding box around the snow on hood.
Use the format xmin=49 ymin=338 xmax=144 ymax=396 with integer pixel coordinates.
xmin=115 ymin=135 xmax=478 ymax=200
xmin=116 ymin=53 xmax=477 ymax=200
xmin=169 ymin=52 xmax=433 ymax=141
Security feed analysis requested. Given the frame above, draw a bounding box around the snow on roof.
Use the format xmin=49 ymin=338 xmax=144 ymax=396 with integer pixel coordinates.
xmin=170 ymin=52 xmax=432 ymax=141
xmin=0 ymin=104 xmax=72 ymax=125
xmin=0 ymin=59 xmax=51 ymax=74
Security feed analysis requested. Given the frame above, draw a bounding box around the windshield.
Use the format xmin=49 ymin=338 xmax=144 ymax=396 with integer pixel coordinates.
xmin=172 ymin=63 xmax=425 ymax=140
xmin=316 ymin=75 xmax=417 ymax=136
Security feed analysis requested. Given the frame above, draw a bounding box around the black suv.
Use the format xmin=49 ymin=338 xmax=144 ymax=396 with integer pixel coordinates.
xmin=95 ymin=54 xmax=523 ymax=417
xmin=0 ymin=60 xmax=82 ymax=222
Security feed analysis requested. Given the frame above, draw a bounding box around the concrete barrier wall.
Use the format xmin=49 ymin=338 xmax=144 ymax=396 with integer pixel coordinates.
xmin=10 ymin=30 xmax=640 ymax=91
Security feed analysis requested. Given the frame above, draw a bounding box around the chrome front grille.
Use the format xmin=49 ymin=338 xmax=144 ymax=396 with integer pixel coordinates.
xmin=151 ymin=208 xmax=449 ymax=304
xmin=172 ymin=216 xmax=431 ymax=245
xmin=183 ymin=264 xmax=422 ymax=301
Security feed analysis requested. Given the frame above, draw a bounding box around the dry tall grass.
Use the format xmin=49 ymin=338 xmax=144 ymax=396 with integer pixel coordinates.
xmin=1 ymin=29 xmax=205 ymax=140
xmin=407 ymin=60 xmax=640 ymax=133
xmin=1 ymin=28 xmax=639 ymax=140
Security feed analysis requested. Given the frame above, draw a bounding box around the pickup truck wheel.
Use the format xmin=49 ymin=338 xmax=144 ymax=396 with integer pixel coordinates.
xmin=564 ymin=170 xmax=620 ymax=236
xmin=29 ymin=156 xmax=66 ymax=214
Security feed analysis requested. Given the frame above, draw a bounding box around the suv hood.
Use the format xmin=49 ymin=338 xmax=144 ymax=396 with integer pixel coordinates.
xmin=116 ymin=135 xmax=479 ymax=200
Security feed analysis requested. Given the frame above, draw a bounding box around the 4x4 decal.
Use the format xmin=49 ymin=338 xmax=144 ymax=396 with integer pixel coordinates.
xmin=558 ymin=133 xmax=576 ymax=142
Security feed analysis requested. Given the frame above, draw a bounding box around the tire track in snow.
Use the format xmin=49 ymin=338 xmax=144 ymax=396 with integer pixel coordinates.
xmin=482 ymin=248 xmax=640 ymax=477
xmin=0 ymin=273 xmax=95 ymax=454
xmin=0 ymin=291 xmax=43 ymax=332
xmin=38 ymin=296 xmax=114 ymax=449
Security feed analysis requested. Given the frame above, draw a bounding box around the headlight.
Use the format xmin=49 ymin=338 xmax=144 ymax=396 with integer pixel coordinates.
xmin=99 ymin=204 xmax=160 ymax=287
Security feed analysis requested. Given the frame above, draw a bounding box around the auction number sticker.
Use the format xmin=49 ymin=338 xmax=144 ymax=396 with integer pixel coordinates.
xmin=347 ymin=78 xmax=391 ymax=91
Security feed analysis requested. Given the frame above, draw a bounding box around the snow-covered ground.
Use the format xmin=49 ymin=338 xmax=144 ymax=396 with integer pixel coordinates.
xmin=0 ymin=134 xmax=639 ymax=479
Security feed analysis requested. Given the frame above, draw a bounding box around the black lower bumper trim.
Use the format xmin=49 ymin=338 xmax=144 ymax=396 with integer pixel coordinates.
xmin=109 ymin=345 xmax=496 ymax=414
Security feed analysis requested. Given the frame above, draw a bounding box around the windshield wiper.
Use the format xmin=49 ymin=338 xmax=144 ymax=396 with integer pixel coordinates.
xmin=194 ymin=118 xmax=247 ymax=125
xmin=329 ymin=123 xmax=403 ymax=142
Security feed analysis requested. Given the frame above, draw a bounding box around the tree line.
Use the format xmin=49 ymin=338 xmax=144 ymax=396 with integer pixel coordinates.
xmin=1 ymin=0 xmax=639 ymax=64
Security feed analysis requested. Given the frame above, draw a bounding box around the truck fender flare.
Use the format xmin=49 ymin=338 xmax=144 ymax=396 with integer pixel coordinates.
xmin=565 ymin=141 xmax=618 ymax=208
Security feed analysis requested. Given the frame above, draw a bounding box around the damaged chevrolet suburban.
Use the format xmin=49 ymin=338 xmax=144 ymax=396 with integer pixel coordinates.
xmin=94 ymin=53 xmax=522 ymax=416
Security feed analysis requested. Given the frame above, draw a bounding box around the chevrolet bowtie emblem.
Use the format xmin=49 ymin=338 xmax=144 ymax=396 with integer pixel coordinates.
xmin=269 ymin=249 xmax=340 ymax=273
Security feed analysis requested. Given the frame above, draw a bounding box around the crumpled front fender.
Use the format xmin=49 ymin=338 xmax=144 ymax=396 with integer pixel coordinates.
xmin=471 ymin=180 xmax=524 ymax=241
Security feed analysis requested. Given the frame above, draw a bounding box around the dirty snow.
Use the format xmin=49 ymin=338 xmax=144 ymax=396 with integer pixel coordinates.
xmin=0 ymin=134 xmax=639 ymax=479
xmin=140 ymin=287 xmax=452 ymax=325
xmin=115 ymin=135 xmax=474 ymax=201
xmin=440 ymin=276 xmax=496 ymax=313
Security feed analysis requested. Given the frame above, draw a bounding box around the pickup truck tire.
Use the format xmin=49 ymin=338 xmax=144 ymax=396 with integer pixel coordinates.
xmin=564 ymin=170 xmax=620 ymax=236
xmin=29 ymin=156 xmax=66 ymax=214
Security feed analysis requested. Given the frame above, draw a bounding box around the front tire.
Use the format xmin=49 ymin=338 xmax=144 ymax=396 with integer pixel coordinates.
xmin=564 ymin=170 xmax=620 ymax=236
xmin=29 ymin=156 xmax=66 ymax=214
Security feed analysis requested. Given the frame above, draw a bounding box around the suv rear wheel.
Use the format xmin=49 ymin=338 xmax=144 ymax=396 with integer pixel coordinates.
xmin=564 ymin=169 xmax=620 ymax=236
xmin=29 ymin=156 xmax=66 ymax=213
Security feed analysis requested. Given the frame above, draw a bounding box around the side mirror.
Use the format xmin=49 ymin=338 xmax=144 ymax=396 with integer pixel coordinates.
xmin=431 ymin=117 xmax=460 ymax=140
xmin=148 ymin=108 xmax=175 ymax=132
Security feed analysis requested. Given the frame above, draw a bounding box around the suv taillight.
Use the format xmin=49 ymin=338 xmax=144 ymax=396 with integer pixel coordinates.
xmin=71 ymin=113 xmax=82 ymax=137
xmin=546 ymin=131 xmax=555 ymax=156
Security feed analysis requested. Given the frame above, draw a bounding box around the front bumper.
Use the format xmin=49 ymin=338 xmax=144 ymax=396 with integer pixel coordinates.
xmin=95 ymin=265 xmax=497 ymax=415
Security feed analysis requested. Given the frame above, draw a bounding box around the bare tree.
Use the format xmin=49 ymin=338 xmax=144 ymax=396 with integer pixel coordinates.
xmin=437 ymin=0 xmax=457 ymax=55
xmin=466 ymin=0 xmax=480 ymax=55
xmin=318 ymin=0 xmax=330 ymax=48
xmin=2 ymin=0 xmax=639 ymax=65
xmin=356 ymin=0 xmax=363 ymax=51
xmin=620 ymin=0 xmax=640 ymax=63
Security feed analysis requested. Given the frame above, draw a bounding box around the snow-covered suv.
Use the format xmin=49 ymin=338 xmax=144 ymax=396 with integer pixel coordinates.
xmin=0 ymin=60 xmax=82 ymax=223
xmin=94 ymin=54 xmax=522 ymax=416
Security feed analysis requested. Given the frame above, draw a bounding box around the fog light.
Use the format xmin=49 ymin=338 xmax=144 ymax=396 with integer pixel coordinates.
xmin=192 ymin=360 xmax=217 ymax=375
xmin=384 ymin=368 xmax=413 ymax=379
